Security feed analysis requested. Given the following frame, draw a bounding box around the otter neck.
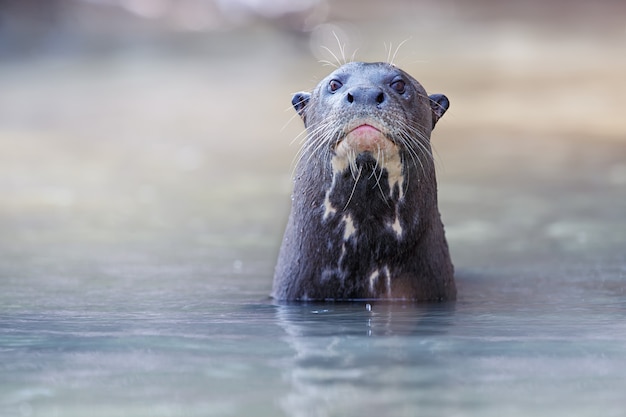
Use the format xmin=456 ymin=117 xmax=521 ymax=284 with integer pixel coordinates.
xmin=318 ymin=150 xmax=405 ymax=239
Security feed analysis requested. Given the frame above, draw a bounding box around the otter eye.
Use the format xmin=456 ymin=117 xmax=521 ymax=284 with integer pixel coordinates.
xmin=391 ymin=79 xmax=406 ymax=94
xmin=328 ymin=79 xmax=343 ymax=93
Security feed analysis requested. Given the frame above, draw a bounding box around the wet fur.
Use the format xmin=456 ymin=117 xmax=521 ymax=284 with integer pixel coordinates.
xmin=273 ymin=62 xmax=456 ymax=301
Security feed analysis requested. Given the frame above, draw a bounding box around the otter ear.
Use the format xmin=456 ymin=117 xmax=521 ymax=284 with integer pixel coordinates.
xmin=429 ymin=94 xmax=449 ymax=128
xmin=292 ymin=92 xmax=311 ymax=120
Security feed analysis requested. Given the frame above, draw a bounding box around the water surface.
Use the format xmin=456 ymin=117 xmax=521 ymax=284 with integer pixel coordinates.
xmin=2 ymin=252 xmax=625 ymax=417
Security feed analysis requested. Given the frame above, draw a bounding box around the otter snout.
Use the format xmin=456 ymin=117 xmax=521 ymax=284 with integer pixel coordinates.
xmin=345 ymin=86 xmax=386 ymax=107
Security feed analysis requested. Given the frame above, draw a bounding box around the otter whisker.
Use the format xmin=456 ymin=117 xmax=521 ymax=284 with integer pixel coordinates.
xmin=323 ymin=143 xmax=333 ymax=178
xmin=291 ymin=124 xmax=325 ymax=164
xmin=395 ymin=119 xmax=435 ymax=169
xmin=384 ymin=42 xmax=392 ymax=65
xmin=401 ymin=119 xmax=442 ymax=172
xmin=390 ymin=38 xmax=411 ymax=67
xmin=373 ymin=145 xmax=390 ymax=205
xmin=308 ymin=132 xmax=335 ymax=162
xmin=301 ymin=127 xmax=338 ymax=168
xmin=332 ymin=30 xmax=348 ymax=65
xmin=399 ymin=151 xmax=410 ymax=195
xmin=291 ymin=121 xmax=338 ymax=176
xmin=281 ymin=106 xmax=306 ymax=133
xmin=320 ymin=46 xmax=343 ymax=69
xmin=348 ymin=148 xmax=359 ymax=180
xmin=405 ymin=135 xmax=430 ymax=177
xmin=395 ymin=124 xmax=427 ymax=177
xmin=368 ymin=144 xmax=381 ymax=180
xmin=350 ymin=49 xmax=359 ymax=63
xmin=289 ymin=122 xmax=318 ymax=146
xmin=319 ymin=59 xmax=339 ymax=68
xmin=299 ymin=119 xmax=336 ymax=147
xmin=343 ymin=165 xmax=362 ymax=211
xmin=395 ymin=131 xmax=420 ymax=172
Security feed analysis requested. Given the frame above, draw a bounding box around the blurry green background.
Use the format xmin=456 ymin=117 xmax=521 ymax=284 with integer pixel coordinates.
xmin=0 ymin=0 xmax=625 ymax=284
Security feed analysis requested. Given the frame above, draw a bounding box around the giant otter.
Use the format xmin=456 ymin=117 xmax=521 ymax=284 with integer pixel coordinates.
xmin=273 ymin=62 xmax=456 ymax=301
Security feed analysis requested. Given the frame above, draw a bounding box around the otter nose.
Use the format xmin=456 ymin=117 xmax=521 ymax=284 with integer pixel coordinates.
xmin=345 ymin=86 xmax=386 ymax=106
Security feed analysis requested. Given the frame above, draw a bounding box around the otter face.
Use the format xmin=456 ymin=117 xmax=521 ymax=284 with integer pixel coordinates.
xmin=292 ymin=62 xmax=449 ymax=201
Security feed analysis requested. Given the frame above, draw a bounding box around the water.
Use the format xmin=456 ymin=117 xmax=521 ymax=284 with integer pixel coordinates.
xmin=1 ymin=236 xmax=625 ymax=416
xmin=2 ymin=270 xmax=626 ymax=417
xmin=2 ymin=21 xmax=626 ymax=416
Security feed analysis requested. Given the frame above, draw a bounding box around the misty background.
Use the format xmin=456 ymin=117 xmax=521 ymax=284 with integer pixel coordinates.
xmin=1 ymin=0 xmax=625 ymax=295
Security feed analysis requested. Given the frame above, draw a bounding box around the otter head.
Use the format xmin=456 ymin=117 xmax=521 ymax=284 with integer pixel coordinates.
xmin=292 ymin=62 xmax=449 ymax=200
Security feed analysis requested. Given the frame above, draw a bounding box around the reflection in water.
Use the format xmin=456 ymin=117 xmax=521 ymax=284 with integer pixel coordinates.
xmin=269 ymin=262 xmax=626 ymax=417
xmin=275 ymin=302 xmax=456 ymax=417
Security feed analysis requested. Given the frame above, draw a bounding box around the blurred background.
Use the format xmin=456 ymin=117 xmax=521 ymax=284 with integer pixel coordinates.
xmin=0 ymin=0 xmax=625 ymax=287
